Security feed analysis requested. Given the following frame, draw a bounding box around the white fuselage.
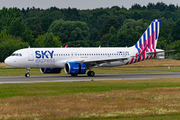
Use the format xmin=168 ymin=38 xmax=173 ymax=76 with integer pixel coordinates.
xmin=5 ymin=47 xmax=138 ymax=68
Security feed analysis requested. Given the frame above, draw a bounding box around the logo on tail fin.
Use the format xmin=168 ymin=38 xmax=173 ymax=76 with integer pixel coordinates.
xmin=126 ymin=19 xmax=161 ymax=65
xmin=135 ymin=19 xmax=161 ymax=51
xmin=135 ymin=19 xmax=161 ymax=61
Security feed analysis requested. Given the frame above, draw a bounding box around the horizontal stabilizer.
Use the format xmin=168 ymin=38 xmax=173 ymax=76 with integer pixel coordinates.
xmin=146 ymin=50 xmax=175 ymax=55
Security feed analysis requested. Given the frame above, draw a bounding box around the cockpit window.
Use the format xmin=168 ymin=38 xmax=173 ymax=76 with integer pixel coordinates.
xmin=11 ymin=53 xmax=16 ymax=56
xmin=11 ymin=53 xmax=22 ymax=56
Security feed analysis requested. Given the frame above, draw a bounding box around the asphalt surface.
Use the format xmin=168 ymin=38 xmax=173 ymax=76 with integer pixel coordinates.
xmin=0 ymin=72 xmax=180 ymax=84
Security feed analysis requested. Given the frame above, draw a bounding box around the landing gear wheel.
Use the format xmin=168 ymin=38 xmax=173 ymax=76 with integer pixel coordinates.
xmin=87 ymin=71 xmax=95 ymax=77
xmin=71 ymin=74 xmax=78 ymax=76
xmin=25 ymin=73 xmax=30 ymax=77
xmin=25 ymin=68 xmax=30 ymax=77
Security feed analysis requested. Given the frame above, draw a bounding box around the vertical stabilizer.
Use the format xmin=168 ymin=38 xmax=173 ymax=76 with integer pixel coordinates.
xmin=127 ymin=19 xmax=162 ymax=64
xmin=134 ymin=19 xmax=161 ymax=50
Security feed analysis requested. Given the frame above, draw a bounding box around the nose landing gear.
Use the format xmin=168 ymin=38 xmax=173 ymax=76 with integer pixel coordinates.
xmin=25 ymin=68 xmax=30 ymax=77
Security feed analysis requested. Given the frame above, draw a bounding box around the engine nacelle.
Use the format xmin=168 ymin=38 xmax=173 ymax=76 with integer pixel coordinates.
xmin=40 ymin=68 xmax=62 ymax=74
xmin=64 ymin=62 xmax=87 ymax=74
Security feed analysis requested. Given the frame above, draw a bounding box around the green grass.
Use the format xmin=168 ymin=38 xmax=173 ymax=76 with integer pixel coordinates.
xmin=1 ymin=79 xmax=180 ymax=119
xmin=0 ymin=78 xmax=180 ymax=99
xmin=1 ymin=65 xmax=180 ymax=119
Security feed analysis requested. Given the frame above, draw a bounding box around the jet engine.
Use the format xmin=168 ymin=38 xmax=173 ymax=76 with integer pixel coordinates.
xmin=40 ymin=68 xmax=62 ymax=74
xmin=64 ymin=62 xmax=87 ymax=74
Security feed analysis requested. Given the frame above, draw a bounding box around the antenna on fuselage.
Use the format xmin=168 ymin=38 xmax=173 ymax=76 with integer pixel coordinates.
xmin=28 ymin=46 xmax=30 ymax=48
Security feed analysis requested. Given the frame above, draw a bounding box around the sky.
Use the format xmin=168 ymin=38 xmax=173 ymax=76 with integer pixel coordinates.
xmin=1 ymin=0 xmax=180 ymax=10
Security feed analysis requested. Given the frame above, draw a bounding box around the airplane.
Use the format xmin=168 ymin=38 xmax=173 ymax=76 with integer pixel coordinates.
xmin=4 ymin=19 xmax=173 ymax=77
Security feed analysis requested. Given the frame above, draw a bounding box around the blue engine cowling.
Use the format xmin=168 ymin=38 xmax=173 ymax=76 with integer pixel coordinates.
xmin=64 ymin=62 xmax=87 ymax=74
xmin=40 ymin=68 xmax=62 ymax=74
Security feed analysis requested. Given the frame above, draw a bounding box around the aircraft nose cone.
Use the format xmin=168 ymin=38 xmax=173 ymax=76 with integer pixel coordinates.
xmin=4 ymin=57 xmax=11 ymax=66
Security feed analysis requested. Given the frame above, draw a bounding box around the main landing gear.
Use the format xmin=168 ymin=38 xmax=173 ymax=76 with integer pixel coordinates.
xmin=70 ymin=71 xmax=95 ymax=77
xmin=87 ymin=71 xmax=95 ymax=77
xmin=25 ymin=68 xmax=30 ymax=77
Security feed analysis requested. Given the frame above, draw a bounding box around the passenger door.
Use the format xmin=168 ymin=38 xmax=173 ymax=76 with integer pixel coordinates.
xmin=28 ymin=50 xmax=34 ymax=61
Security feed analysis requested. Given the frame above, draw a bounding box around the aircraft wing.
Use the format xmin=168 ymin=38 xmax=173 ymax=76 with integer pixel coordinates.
xmin=75 ymin=57 xmax=129 ymax=65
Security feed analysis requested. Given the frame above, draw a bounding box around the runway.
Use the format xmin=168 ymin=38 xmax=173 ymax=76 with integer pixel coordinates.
xmin=0 ymin=72 xmax=180 ymax=84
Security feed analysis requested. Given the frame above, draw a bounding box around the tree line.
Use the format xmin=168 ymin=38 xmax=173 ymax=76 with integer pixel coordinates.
xmin=1 ymin=2 xmax=180 ymax=62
